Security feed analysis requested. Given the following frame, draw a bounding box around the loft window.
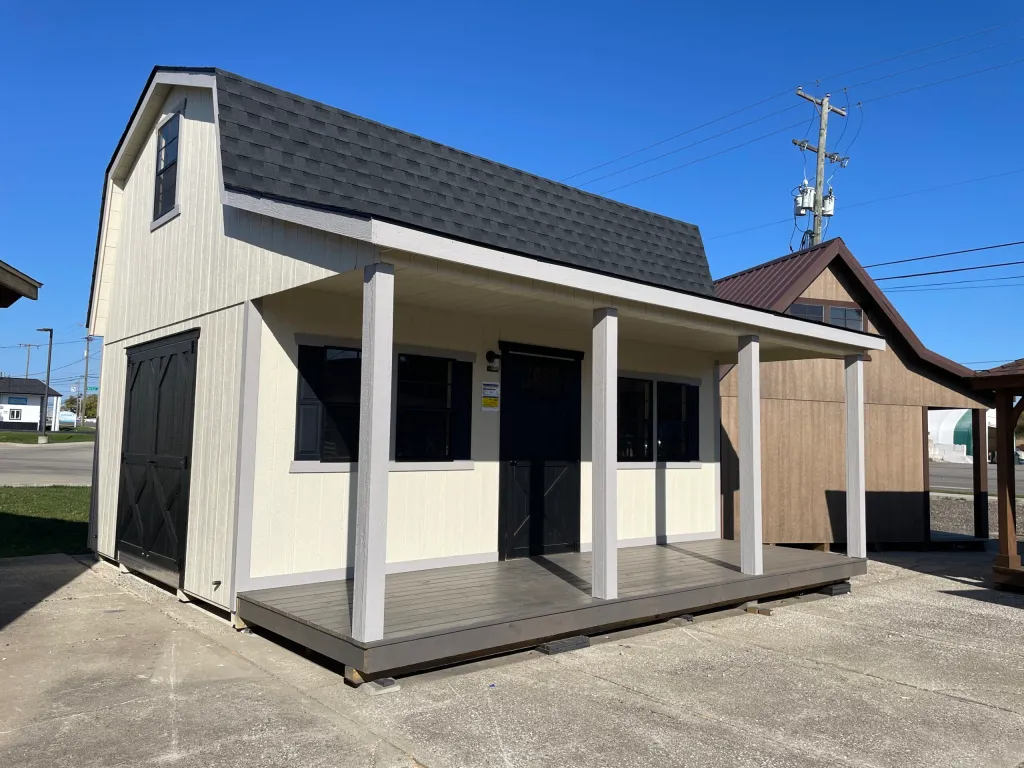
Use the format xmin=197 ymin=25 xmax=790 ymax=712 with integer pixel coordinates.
xmin=295 ymin=345 xmax=362 ymax=461
xmin=153 ymin=113 xmax=180 ymax=220
xmin=617 ymin=377 xmax=700 ymax=463
xmin=829 ymin=306 xmax=863 ymax=331
xmin=787 ymin=302 xmax=824 ymax=322
xmin=294 ymin=346 xmax=473 ymax=463
xmin=618 ymin=377 xmax=653 ymax=461
xmin=395 ymin=354 xmax=472 ymax=462
xmin=656 ymin=381 xmax=700 ymax=463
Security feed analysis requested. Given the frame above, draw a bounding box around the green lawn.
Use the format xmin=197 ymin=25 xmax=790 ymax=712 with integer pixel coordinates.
xmin=0 ymin=430 xmax=95 ymax=444
xmin=0 ymin=486 xmax=91 ymax=558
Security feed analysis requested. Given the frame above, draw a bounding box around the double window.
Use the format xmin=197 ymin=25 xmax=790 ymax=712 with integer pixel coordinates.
xmin=294 ymin=345 xmax=473 ymax=463
xmin=153 ymin=113 xmax=180 ymax=220
xmin=8 ymin=409 xmax=21 ymax=421
xmin=787 ymin=301 xmax=863 ymax=331
xmin=617 ymin=377 xmax=700 ymax=463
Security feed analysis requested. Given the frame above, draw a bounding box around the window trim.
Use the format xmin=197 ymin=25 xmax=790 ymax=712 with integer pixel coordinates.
xmin=152 ymin=109 xmax=182 ymax=224
xmin=617 ymin=371 xmax=703 ymax=465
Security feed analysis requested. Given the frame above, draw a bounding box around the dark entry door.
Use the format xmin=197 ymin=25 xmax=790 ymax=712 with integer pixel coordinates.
xmin=115 ymin=330 xmax=199 ymax=588
xmin=498 ymin=342 xmax=582 ymax=559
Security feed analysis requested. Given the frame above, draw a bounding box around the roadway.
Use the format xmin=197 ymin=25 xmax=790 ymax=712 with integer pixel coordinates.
xmin=929 ymin=460 xmax=1024 ymax=493
xmin=0 ymin=442 xmax=94 ymax=486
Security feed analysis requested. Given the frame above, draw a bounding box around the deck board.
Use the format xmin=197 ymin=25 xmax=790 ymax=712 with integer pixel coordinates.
xmin=238 ymin=539 xmax=865 ymax=675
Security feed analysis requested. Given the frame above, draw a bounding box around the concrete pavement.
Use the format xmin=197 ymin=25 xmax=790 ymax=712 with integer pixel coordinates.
xmin=3 ymin=551 xmax=1024 ymax=767
xmin=0 ymin=442 xmax=93 ymax=486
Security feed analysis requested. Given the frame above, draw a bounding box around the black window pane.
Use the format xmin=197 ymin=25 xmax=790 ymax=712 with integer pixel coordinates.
xmin=657 ymin=381 xmax=699 ymax=462
xmin=154 ymin=114 xmax=180 ymax=220
xmin=154 ymin=165 xmax=177 ymax=219
xmin=788 ymin=303 xmax=824 ymax=322
xmin=321 ymin=348 xmax=361 ymax=404
xmin=618 ymin=377 xmax=653 ymax=461
xmin=321 ymin=403 xmax=360 ymax=461
xmin=396 ymin=354 xmax=457 ymax=461
xmin=160 ymin=113 xmax=179 ymax=144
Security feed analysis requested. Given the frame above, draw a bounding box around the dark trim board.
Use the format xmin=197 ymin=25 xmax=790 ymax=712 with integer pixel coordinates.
xmin=236 ymin=540 xmax=865 ymax=677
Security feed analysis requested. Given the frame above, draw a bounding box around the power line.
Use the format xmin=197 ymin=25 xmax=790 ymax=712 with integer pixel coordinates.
xmin=599 ymin=121 xmax=805 ymax=194
xmin=963 ymin=359 xmax=1016 ymax=364
xmin=844 ymin=35 xmax=1024 ymax=91
xmin=864 ymin=240 xmax=1024 ymax=268
xmin=560 ymin=17 xmax=1023 ymax=184
xmin=860 ymin=56 xmax=1024 ymax=104
xmin=883 ymin=281 xmax=1024 ymax=293
xmin=578 ymin=105 xmax=802 ymax=187
xmin=884 ymin=272 xmax=1024 ymax=290
xmin=706 ymin=168 xmax=1024 ymax=241
xmin=0 ymin=338 xmax=87 ymax=350
xmin=28 ymin=351 xmax=101 ymax=378
xmin=874 ymin=259 xmax=1024 ymax=281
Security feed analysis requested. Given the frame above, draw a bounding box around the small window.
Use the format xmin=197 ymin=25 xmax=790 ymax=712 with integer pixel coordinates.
xmin=656 ymin=381 xmax=700 ymax=462
xmin=8 ymin=409 xmax=21 ymax=421
xmin=787 ymin=302 xmax=824 ymax=322
xmin=153 ymin=113 xmax=180 ymax=220
xmin=829 ymin=306 xmax=863 ymax=331
xmin=395 ymin=353 xmax=472 ymax=462
xmin=295 ymin=345 xmax=362 ymax=462
xmin=618 ymin=377 xmax=653 ymax=461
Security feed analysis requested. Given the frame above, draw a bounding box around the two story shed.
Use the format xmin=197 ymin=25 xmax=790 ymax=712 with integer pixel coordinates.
xmin=87 ymin=67 xmax=884 ymax=679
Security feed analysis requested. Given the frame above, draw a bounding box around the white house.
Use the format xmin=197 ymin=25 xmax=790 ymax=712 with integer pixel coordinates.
xmin=88 ymin=67 xmax=885 ymax=681
xmin=0 ymin=378 xmax=61 ymax=431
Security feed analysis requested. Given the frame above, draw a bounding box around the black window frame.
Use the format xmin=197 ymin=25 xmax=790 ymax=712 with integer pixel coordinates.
xmin=616 ymin=375 xmax=700 ymax=464
xmin=829 ymin=306 xmax=864 ymax=331
xmin=153 ymin=112 xmax=180 ymax=221
xmin=394 ymin=352 xmax=473 ymax=463
xmin=294 ymin=345 xmax=473 ymax=464
xmin=787 ymin=302 xmax=825 ymax=323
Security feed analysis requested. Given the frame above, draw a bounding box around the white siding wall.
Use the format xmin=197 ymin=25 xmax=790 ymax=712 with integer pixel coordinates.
xmin=248 ymin=289 xmax=719 ymax=582
xmin=94 ymin=306 xmax=243 ymax=607
xmin=93 ymin=84 xmax=376 ymax=607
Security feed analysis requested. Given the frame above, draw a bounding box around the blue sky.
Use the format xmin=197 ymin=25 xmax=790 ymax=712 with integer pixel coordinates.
xmin=1 ymin=1 xmax=1021 ymax=396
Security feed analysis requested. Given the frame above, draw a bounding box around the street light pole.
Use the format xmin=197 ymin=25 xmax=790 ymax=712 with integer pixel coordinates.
xmin=37 ymin=328 xmax=53 ymax=444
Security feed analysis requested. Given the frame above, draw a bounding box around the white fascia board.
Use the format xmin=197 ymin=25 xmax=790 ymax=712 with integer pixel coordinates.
xmin=370 ymin=220 xmax=886 ymax=354
xmin=90 ymin=71 xmax=217 ymax=333
xmin=221 ymin=189 xmax=372 ymax=241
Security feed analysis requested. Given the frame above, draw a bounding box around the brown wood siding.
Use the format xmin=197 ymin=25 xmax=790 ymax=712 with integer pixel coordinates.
xmin=722 ymin=397 xmax=929 ymax=543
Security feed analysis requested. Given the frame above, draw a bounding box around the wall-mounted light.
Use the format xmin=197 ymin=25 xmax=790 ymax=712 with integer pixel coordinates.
xmin=485 ymin=350 xmax=501 ymax=373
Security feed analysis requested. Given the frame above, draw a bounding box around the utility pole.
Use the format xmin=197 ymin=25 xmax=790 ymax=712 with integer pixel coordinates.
xmin=37 ymin=328 xmax=53 ymax=444
xmin=18 ymin=344 xmax=32 ymax=379
xmin=82 ymin=336 xmax=92 ymax=427
xmin=792 ymin=87 xmax=848 ymax=246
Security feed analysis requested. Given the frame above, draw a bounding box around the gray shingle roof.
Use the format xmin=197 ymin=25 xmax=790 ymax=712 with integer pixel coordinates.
xmin=214 ymin=70 xmax=714 ymax=296
xmin=0 ymin=378 xmax=61 ymax=397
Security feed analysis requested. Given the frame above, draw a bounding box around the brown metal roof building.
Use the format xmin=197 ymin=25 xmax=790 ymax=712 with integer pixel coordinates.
xmin=717 ymin=238 xmax=993 ymax=546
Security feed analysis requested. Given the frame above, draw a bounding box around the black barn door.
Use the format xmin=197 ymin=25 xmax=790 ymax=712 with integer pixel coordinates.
xmin=116 ymin=330 xmax=199 ymax=588
xmin=498 ymin=342 xmax=582 ymax=559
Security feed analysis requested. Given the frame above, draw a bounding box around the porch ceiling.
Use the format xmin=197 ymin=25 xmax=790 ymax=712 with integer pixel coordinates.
xmin=299 ymin=252 xmax=882 ymax=363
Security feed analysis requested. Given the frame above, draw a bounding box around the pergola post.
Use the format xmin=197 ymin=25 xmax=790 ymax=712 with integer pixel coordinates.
xmin=738 ymin=335 xmax=762 ymax=576
xmin=351 ymin=262 xmax=394 ymax=643
xmin=591 ymin=307 xmax=618 ymax=600
xmin=844 ymin=355 xmax=867 ymax=559
xmin=972 ymin=408 xmax=989 ymax=540
xmin=994 ymin=391 xmax=1021 ymax=570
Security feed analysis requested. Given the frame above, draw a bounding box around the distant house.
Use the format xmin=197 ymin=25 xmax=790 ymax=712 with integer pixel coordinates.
xmin=716 ymin=238 xmax=993 ymax=546
xmin=86 ymin=67 xmax=884 ymax=680
xmin=0 ymin=260 xmax=41 ymax=308
xmin=0 ymin=378 xmax=62 ymax=431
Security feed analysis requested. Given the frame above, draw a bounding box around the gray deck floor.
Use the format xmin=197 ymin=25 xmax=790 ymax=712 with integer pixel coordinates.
xmin=240 ymin=539 xmax=860 ymax=644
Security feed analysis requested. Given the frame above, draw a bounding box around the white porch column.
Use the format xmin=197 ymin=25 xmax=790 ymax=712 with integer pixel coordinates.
xmin=351 ymin=262 xmax=395 ymax=643
xmin=591 ymin=307 xmax=618 ymax=599
xmin=738 ymin=335 xmax=762 ymax=576
xmin=844 ymin=354 xmax=867 ymax=558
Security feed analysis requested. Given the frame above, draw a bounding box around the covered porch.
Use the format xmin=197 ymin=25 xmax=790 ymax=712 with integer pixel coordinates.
xmin=230 ymin=245 xmax=885 ymax=677
xmin=237 ymin=538 xmax=864 ymax=676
